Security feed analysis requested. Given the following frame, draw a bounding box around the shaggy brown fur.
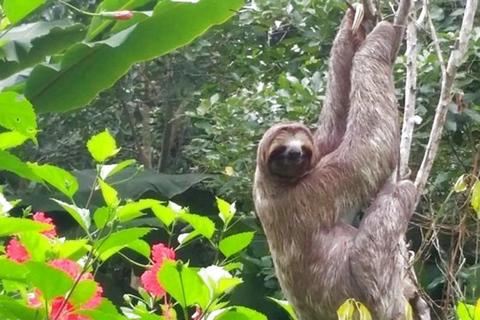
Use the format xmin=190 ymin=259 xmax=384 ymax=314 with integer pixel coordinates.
xmin=253 ymin=11 xmax=423 ymax=319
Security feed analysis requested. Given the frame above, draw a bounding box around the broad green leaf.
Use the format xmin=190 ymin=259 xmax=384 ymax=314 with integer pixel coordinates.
xmin=3 ymin=0 xmax=47 ymax=24
xmin=454 ymin=174 xmax=468 ymax=192
xmin=223 ymin=262 xmax=243 ymax=272
xmin=0 ymin=217 xmax=51 ymax=237
xmin=0 ymin=131 xmax=28 ymax=149
xmin=357 ymin=302 xmax=372 ymax=320
xmin=25 ymin=261 xmax=74 ymax=300
xmin=219 ymin=232 xmax=255 ymax=258
xmin=180 ymin=213 xmax=215 ymax=239
xmin=20 ymin=231 xmax=50 ymax=261
xmin=57 ymin=239 xmax=89 ymax=260
xmin=79 ymin=298 xmax=127 ymax=319
xmin=177 ymin=231 xmax=201 ymax=245
xmin=268 ymin=298 xmax=298 ymax=320
xmin=217 ymin=197 xmax=235 ymax=226
xmin=29 ymin=163 xmax=79 ymax=198
xmin=457 ymin=301 xmax=479 ymax=320
xmin=70 ymin=280 xmax=98 ymax=306
xmin=52 ymin=199 xmax=91 ymax=232
xmin=126 ymin=239 xmax=151 ymax=259
xmin=337 ymin=299 xmax=355 ymax=320
xmin=0 ymin=258 xmax=28 ymax=282
xmin=217 ymin=277 xmax=243 ymax=295
xmin=99 ymin=159 xmax=136 ymax=180
xmin=98 ymin=179 xmax=119 ymax=208
xmin=0 ymin=150 xmax=40 ymax=181
xmin=117 ymin=199 xmax=159 ymax=222
xmin=215 ymin=307 xmax=267 ymax=320
xmin=26 ymin=0 xmax=244 ymax=113
xmin=0 ymin=21 xmax=85 ymax=80
xmin=0 ymin=295 xmax=38 ymax=319
xmin=0 ymin=92 xmax=37 ymax=141
xmin=87 ymin=0 xmax=153 ymax=41
xmin=94 ymin=206 xmax=112 ymax=229
xmin=152 ymin=203 xmax=176 ymax=227
xmin=158 ymin=260 xmax=209 ymax=309
xmin=472 ymin=181 xmax=480 ymax=215
xmin=94 ymin=227 xmax=151 ymax=261
xmin=87 ymin=130 xmax=120 ymax=163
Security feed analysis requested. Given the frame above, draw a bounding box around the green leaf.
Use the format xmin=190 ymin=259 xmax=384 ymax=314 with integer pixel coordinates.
xmin=0 ymin=295 xmax=38 ymax=319
xmin=0 ymin=150 xmax=40 ymax=181
xmin=20 ymin=231 xmax=50 ymax=261
xmin=29 ymin=163 xmax=79 ymax=198
xmin=70 ymin=280 xmax=98 ymax=306
xmin=0 ymin=92 xmax=37 ymax=141
xmin=152 ymin=203 xmax=176 ymax=227
xmin=217 ymin=197 xmax=235 ymax=226
xmin=0 ymin=92 xmax=37 ymax=143
xmin=0 ymin=217 xmax=51 ymax=237
xmin=87 ymin=129 xmax=120 ymax=163
xmin=180 ymin=213 xmax=215 ymax=239
xmin=78 ymin=298 xmax=128 ymax=319
xmin=57 ymin=239 xmax=89 ymax=260
xmin=214 ymin=307 xmax=268 ymax=320
xmin=217 ymin=277 xmax=243 ymax=295
xmin=472 ymin=181 xmax=480 ymax=216
xmin=117 ymin=199 xmax=159 ymax=222
xmin=268 ymin=298 xmax=298 ymax=320
xmin=3 ymin=0 xmax=47 ymax=24
xmin=0 ymin=131 xmax=28 ymax=150
xmin=457 ymin=301 xmax=480 ymax=320
xmin=98 ymin=179 xmax=119 ymax=208
xmin=0 ymin=21 xmax=85 ymax=80
xmin=26 ymin=0 xmax=244 ymax=113
xmin=219 ymin=232 xmax=255 ymax=258
xmin=454 ymin=174 xmax=468 ymax=193
xmin=99 ymin=159 xmax=136 ymax=180
xmin=93 ymin=206 xmax=112 ymax=229
xmin=126 ymin=239 xmax=151 ymax=259
xmin=158 ymin=260 xmax=209 ymax=309
xmin=25 ymin=261 xmax=74 ymax=300
xmin=52 ymin=199 xmax=90 ymax=232
xmin=94 ymin=227 xmax=151 ymax=261
xmin=0 ymin=258 xmax=28 ymax=282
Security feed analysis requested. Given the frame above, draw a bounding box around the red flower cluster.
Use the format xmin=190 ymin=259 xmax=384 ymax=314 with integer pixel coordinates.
xmin=140 ymin=243 xmax=176 ymax=297
xmin=6 ymin=212 xmax=57 ymax=263
xmin=5 ymin=213 xmax=104 ymax=320
xmin=27 ymin=259 xmax=103 ymax=319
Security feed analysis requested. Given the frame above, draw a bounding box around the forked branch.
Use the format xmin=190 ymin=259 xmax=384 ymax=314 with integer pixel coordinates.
xmin=414 ymin=0 xmax=478 ymax=196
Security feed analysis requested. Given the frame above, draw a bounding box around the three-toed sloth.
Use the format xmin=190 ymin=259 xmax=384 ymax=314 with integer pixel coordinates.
xmin=253 ymin=7 xmax=427 ymax=320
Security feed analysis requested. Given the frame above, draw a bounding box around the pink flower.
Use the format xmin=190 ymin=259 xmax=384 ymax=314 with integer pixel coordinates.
xmin=48 ymin=259 xmax=103 ymax=310
xmin=140 ymin=243 xmax=176 ymax=297
xmin=6 ymin=238 xmax=30 ymax=263
xmin=27 ymin=259 xmax=103 ymax=318
xmin=33 ymin=212 xmax=57 ymax=238
xmin=192 ymin=306 xmax=203 ymax=320
xmin=141 ymin=263 xmax=166 ymax=297
xmin=151 ymin=243 xmax=176 ymax=264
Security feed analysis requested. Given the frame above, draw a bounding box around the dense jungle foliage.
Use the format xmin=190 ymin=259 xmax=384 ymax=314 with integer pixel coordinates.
xmin=0 ymin=0 xmax=480 ymax=319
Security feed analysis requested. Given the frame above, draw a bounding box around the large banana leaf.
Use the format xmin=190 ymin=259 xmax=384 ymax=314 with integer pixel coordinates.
xmin=25 ymin=0 xmax=244 ymax=113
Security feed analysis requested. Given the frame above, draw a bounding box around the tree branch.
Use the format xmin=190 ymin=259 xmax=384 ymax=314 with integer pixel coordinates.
xmin=399 ymin=1 xmax=418 ymax=179
xmin=414 ymin=0 xmax=478 ymax=195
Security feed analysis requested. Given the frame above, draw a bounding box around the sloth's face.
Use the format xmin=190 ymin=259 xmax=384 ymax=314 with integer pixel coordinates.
xmin=267 ymin=129 xmax=313 ymax=179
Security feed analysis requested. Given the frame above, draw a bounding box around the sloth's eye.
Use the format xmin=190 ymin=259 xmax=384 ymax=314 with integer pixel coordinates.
xmin=269 ymin=146 xmax=287 ymax=160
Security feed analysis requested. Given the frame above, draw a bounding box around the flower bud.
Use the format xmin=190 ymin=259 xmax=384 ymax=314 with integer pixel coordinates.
xmin=100 ymin=10 xmax=133 ymax=20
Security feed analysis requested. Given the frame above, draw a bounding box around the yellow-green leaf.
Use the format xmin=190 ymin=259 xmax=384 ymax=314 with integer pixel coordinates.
xmin=472 ymin=181 xmax=480 ymax=215
xmin=98 ymin=179 xmax=118 ymax=208
xmin=0 ymin=131 xmax=28 ymax=150
xmin=87 ymin=129 xmax=120 ymax=163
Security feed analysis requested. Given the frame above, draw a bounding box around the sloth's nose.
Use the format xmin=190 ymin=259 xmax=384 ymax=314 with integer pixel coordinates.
xmin=286 ymin=147 xmax=302 ymax=160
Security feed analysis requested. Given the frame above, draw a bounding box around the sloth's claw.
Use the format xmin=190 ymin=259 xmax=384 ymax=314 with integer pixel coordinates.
xmin=351 ymin=3 xmax=364 ymax=34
